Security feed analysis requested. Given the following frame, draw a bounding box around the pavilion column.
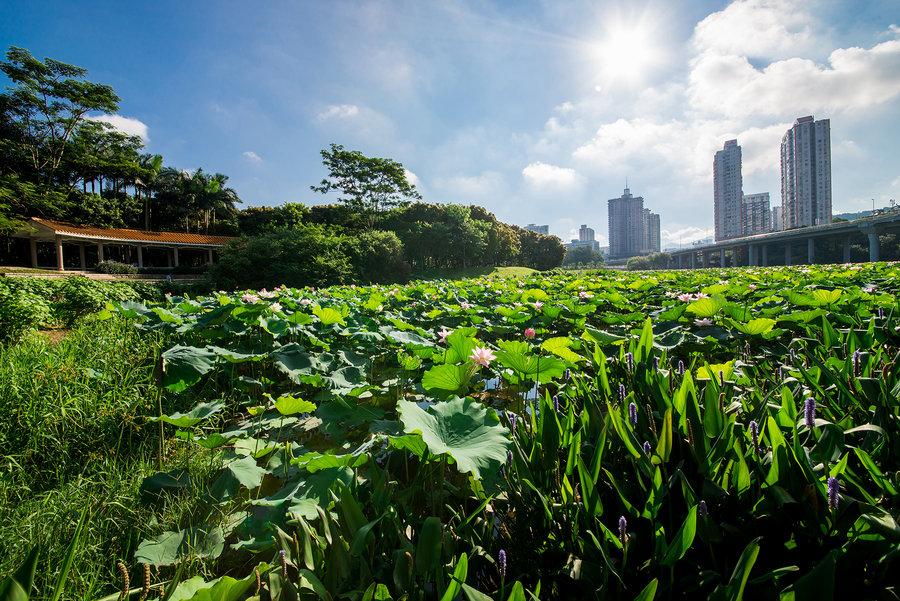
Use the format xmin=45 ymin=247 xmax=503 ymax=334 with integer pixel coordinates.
xmin=29 ymin=238 xmax=38 ymax=268
xmin=166 ymin=250 xmax=172 ymax=268
xmin=137 ymin=245 xmax=144 ymax=268
xmin=761 ymin=245 xmax=768 ymax=266
xmin=807 ymin=238 xmax=815 ymax=264
xmin=97 ymin=243 xmax=105 ymax=263
xmin=55 ymin=235 xmax=64 ymax=271
xmin=867 ymin=230 xmax=880 ymax=262
xmin=173 ymin=247 xmax=180 ymax=267
xmin=207 ymin=248 xmax=214 ymax=265
xmin=79 ymin=245 xmax=86 ymax=270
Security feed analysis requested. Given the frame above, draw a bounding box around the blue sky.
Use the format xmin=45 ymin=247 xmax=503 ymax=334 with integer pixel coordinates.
xmin=3 ymin=0 xmax=899 ymax=246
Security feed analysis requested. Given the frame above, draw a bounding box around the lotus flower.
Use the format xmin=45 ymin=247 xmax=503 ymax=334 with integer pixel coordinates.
xmin=533 ymin=301 xmax=544 ymax=310
xmin=677 ymin=293 xmax=694 ymax=302
xmin=259 ymin=289 xmax=277 ymax=299
xmin=438 ymin=327 xmax=452 ymax=344
xmin=470 ymin=346 xmax=496 ymax=367
xmin=524 ymin=327 xmax=536 ymax=339
xmin=748 ymin=284 xmax=757 ymax=290
xmin=578 ymin=291 xmax=591 ymax=300
xmin=299 ymin=298 xmax=312 ymax=306
xmin=694 ymin=318 xmax=713 ymax=327
xmin=269 ymin=303 xmax=282 ymax=313
xmin=241 ymin=293 xmax=260 ymax=303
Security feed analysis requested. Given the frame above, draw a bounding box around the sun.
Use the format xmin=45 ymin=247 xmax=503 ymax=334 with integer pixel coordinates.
xmin=589 ymin=17 xmax=662 ymax=86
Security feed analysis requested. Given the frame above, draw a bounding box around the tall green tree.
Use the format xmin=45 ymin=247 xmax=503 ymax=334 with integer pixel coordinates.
xmin=311 ymin=143 xmax=421 ymax=224
xmin=0 ymin=46 xmax=119 ymax=189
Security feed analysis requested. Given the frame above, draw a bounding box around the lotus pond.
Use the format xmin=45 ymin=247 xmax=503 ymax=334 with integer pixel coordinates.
xmin=7 ymin=263 xmax=900 ymax=600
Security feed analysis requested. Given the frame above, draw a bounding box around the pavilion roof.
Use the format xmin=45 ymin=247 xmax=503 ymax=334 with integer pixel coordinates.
xmin=24 ymin=218 xmax=234 ymax=247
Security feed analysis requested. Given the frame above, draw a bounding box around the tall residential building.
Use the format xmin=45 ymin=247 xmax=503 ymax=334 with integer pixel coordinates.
xmin=524 ymin=223 xmax=549 ymax=235
xmin=608 ymin=187 xmax=645 ymax=259
xmin=780 ymin=116 xmax=832 ymax=229
xmin=771 ymin=205 xmax=783 ymax=231
xmin=742 ymin=193 xmax=771 ymax=235
xmin=713 ymin=139 xmax=743 ymax=241
xmin=578 ymin=224 xmax=595 ymax=242
xmin=642 ymin=208 xmax=661 ymax=253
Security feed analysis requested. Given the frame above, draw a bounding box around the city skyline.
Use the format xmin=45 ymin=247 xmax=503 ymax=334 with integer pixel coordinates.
xmin=4 ymin=0 xmax=898 ymax=248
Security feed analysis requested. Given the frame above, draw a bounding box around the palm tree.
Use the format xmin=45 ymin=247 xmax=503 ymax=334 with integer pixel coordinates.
xmin=136 ymin=153 xmax=163 ymax=229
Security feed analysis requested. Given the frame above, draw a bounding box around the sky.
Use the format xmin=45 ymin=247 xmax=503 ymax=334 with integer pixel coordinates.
xmin=3 ymin=0 xmax=900 ymax=247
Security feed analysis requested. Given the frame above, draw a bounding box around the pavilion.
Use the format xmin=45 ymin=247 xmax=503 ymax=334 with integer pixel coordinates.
xmin=13 ymin=217 xmax=234 ymax=271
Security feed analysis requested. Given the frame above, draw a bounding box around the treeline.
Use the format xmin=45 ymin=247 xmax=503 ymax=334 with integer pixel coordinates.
xmin=0 ymin=46 xmax=564 ymax=286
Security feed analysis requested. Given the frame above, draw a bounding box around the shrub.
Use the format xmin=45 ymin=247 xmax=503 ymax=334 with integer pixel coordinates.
xmin=626 ymin=252 xmax=672 ymax=270
xmin=347 ymin=229 xmax=411 ymax=283
xmin=53 ymin=277 xmax=142 ymax=326
xmin=0 ymin=285 xmax=51 ymax=342
xmin=207 ymin=225 xmax=355 ymax=289
xmin=97 ymin=260 xmax=138 ymax=274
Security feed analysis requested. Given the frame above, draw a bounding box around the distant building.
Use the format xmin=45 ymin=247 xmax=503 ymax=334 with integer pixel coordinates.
xmin=742 ymin=193 xmax=771 ymax=235
xmin=780 ymin=116 xmax=832 ymax=228
xmin=567 ymin=224 xmax=600 ymax=252
xmin=713 ymin=139 xmax=744 ymax=241
xmin=771 ymin=205 xmax=783 ymax=231
xmin=524 ymin=223 xmax=549 ymax=235
xmin=642 ymin=208 xmax=661 ymax=253
xmin=608 ymin=187 xmax=646 ymax=259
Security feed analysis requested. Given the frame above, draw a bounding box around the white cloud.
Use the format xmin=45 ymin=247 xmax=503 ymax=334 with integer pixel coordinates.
xmin=661 ymin=226 xmax=712 ymax=248
xmin=403 ymin=169 xmax=420 ymax=187
xmin=692 ymin=0 xmax=817 ymax=59
xmin=242 ymin=150 xmax=263 ymax=164
xmin=688 ymin=39 xmax=900 ymax=119
xmin=316 ymin=104 xmax=361 ymax=120
xmin=87 ymin=114 xmax=149 ymax=141
xmin=521 ymin=162 xmax=584 ymax=191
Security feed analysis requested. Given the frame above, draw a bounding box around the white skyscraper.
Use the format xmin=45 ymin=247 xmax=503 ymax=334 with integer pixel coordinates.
xmin=608 ymin=187 xmax=646 ymax=259
xmin=713 ymin=139 xmax=743 ymax=241
xmin=780 ymin=116 xmax=832 ymax=229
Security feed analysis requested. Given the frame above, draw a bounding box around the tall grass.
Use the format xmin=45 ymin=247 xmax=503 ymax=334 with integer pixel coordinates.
xmin=0 ymin=318 xmax=215 ymax=599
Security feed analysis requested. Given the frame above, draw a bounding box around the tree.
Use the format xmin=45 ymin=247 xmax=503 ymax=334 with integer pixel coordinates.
xmin=0 ymin=46 xmax=119 ymax=189
xmin=563 ymin=245 xmax=603 ymax=266
xmin=311 ymin=143 xmax=421 ymax=225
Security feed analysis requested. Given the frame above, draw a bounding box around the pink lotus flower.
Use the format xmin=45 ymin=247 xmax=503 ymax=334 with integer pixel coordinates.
xmin=259 ymin=289 xmax=277 ymax=299
xmin=748 ymin=284 xmax=757 ymax=290
xmin=299 ymin=298 xmax=313 ymax=306
xmin=269 ymin=303 xmax=283 ymax=313
xmin=578 ymin=291 xmax=591 ymax=300
xmin=460 ymin=302 xmax=472 ymax=310
xmin=438 ymin=327 xmax=452 ymax=343
xmin=533 ymin=301 xmax=544 ymax=310
xmin=677 ymin=293 xmax=694 ymax=302
xmin=524 ymin=327 xmax=536 ymax=339
xmin=694 ymin=292 xmax=709 ymax=299
xmin=470 ymin=346 xmax=496 ymax=368
xmin=863 ymin=285 xmax=876 ymax=293
xmin=241 ymin=293 xmax=260 ymax=303
xmin=694 ymin=318 xmax=713 ymax=327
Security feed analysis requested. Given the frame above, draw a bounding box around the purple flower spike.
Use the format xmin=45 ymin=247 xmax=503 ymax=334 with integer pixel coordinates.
xmin=653 ymin=356 xmax=660 ymax=371
xmin=498 ymin=549 xmax=507 ymax=580
xmin=279 ymin=549 xmax=287 ymax=576
xmin=618 ymin=516 xmax=628 ymax=545
xmin=507 ymin=450 xmax=513 ymax=464
xmin=877 ymin=307 xmax=884 ymax=319
xmin=564 ymin=368 xmax=571 ymax=381
xmin=553 ymin=395 xmax=560 ymax=412
xmin=852 ymin=350 xmax=860 ymax=377
xmin=677 ymin=360 xmax=685 ymax=376
xmin=804 ymin=398 xmax=816 ymax=429
xmin=827 ymin=476 xmax=840 ymax=510
xmin=619 ymin=383 xmax=626 ymax=403
xmin=698 ymin=500 xmax=708 ymax=517
xmin=629 ymin=401 xmax=638 ymax=425
xmin=749 ymin=420 xmax=760 ymax=453
xmin=508 ymin=412 xmax=518 ymax=436
xmin=643 ymin=441 xmax=652 ymax=455
xmin=718 ymin=370 xmax=725 ymax=386
xmin=625 ymin=352 xmax=634 ymax=371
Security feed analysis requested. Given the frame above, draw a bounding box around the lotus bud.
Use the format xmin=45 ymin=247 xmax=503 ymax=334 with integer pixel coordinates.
xmin=804 ymin=397 xmax=816 ymax=429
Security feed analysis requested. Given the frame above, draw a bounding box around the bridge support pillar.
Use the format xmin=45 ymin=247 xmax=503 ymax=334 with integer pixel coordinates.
xmin=761 ymin=245 xmax=768 ymax=266
xmin=784 ymin=243 xmax=792 ymax=266
xmin=842 ymin=237 xmax=852 ymax=263
xmin=748 ymin=245 xmax=757 ymax=266
xmin=807 ymin=238 xmax=815 ymax=264
xmin=690 ymin=253 xmax=696 ymax=269
xmin=867 ymin=230 xmax=880 ymax=262
xmin=719 ymin=248 xmax=726 ymax=268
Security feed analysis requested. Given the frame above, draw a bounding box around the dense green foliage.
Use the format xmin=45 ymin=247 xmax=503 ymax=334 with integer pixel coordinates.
xmin=626 ymin=253 xmax=672 ymax=271
xmin=563 ymin=245 xmax=604 ymax=268
xmin=6 ymin=263 xmax=896 ymax=600
xmin=0 ymin=276 xmax=163 ymax=341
